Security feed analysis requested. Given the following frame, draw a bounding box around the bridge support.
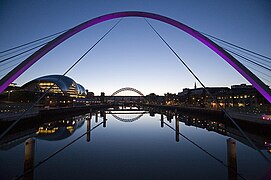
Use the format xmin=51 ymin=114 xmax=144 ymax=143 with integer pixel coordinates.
xmin=102 ymin=111 xmax=106 ymax=127
xmin=161 ymin=113 xmax=164 ymax=128
xmin=227 ymin=138 xmax=238 ymax=180
xmin=175 ymin=114 xmax=180 ymax=142
xmin=166 ymin=112 xmax=172 ymax=123
xmin=86 ymin=116 xmax=91 ymax=142
xmin=24 ymin=138 xmax=35 ymax=180
xmin=100 ymin=92 xmax=105 ymax=104
xmin=95 ymin=112 xmax=98 ymax=123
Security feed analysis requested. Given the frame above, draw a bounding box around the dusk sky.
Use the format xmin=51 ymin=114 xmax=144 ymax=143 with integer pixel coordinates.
xmin=0 ymin=0 xmax=270 ymax=95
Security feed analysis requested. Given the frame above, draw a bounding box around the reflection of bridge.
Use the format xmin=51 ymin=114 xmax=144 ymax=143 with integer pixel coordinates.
xmin=109 ymin=112 xmax=146 ymax=123
xmin=107 ymin=101 xmax=146 ymax=122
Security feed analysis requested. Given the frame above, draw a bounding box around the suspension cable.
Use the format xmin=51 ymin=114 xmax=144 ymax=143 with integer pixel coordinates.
xmin=244 ymin=65 xmax=271 ymax=84
xmin=0 ymin=18 xmax=123 ymax=140
xmin=0 ymin=62 xmax=21 ymax=73
xmin=213 ymin=39 xmax=271 ymax=65
xmin=144 ymin=18 xmax=271 ymax=164
xmin=0 ymin=29 xmax=68 ymax=54
xmin=221 ymin=44 xmax=271 ymax=68
xmin=0 ymin=52 xmax=33 ymax=67
xmin=224 ymin=48 xmax=271 ymax=72
xmin=0 ymin=53 xmax=32 ymax=77
xmin=201 ymin=32 xmax=271 ymax=61
xmin=0 ymin=37 xmax=56 ymax=59
xmin=237 ymin=61 xmax=271 ymax=85
xmin=15 ymin=120 xmax=104 ymax=180
xmin=162 ymin=120 xmax=247 ymax=180
xmin=0 ymin=42 xmax=48 ymax=64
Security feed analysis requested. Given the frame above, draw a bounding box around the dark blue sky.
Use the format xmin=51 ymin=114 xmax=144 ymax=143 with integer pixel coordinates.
xmin=0 ymin=0 xmax=270 ymax=95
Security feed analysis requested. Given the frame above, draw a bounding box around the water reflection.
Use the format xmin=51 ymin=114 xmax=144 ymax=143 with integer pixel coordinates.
xmin=108 ymin=111 xmax=146 ymax=123
xmin=149 ymin=108 xmax=271 ymax=151
xmin=0 ymin=114 xmax=86 ymax=150
xmin=1 ymin=106 xmax=271 ymax=179
xmin=37 ymin=117 xmax=85 ymax=141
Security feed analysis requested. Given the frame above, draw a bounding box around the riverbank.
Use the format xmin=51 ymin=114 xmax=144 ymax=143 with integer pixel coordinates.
xmin=141 ymin=104 xmax=271 ymax=125
xmin=0 ymin=104 xmax=115 ymax=122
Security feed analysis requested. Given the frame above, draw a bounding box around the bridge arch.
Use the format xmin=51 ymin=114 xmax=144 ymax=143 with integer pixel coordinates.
xmin=0 ymin=11 xmax=270 ymax=103
xmin=111 ymin=87 xmax=144 ymax=96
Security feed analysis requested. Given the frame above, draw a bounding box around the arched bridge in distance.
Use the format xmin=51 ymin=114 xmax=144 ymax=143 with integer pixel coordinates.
xmin=111 ymin=87 xmax=144 ymax=96
xmin=108 ymin=87 xmax=145 ymax=104
xmin=0 ymin=11 xmax=270 ymax=103
xmin=108 ymin=87 xmax=146 ymax=123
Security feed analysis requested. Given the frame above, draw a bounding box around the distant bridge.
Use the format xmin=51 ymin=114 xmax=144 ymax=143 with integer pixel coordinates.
xmin=111 ymin=87 xmax=144 ymax=96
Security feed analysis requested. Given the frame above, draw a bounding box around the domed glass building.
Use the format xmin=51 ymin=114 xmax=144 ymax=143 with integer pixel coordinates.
xmin=22 ymin=75 xmax=87 ymax=98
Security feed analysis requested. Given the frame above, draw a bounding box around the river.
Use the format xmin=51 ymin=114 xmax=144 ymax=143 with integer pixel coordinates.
xmin=1 ymin=107 xmax=271 ymax=179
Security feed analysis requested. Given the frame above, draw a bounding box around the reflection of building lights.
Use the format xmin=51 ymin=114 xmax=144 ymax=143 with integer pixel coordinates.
xmin=238 ymin=103 xmax=245 ymax=107
xmin=262 ymin=115 xmax=271 ymax=121
xmin=37 ymin=127 xmax=59 ymax=134
xmin=66 ymin=126 xmax=74 ymax=133
xmin=219 ymin=103 xmax=224 ymax=106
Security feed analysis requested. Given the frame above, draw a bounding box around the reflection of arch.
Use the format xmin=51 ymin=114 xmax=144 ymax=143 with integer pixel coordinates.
xmin=110 ymin=112 xmax=146 ymax=122
xmin=0 ymin=11 xmax=270 ymax=103
xmin=111 ymin=87 xmax=144 ymax=96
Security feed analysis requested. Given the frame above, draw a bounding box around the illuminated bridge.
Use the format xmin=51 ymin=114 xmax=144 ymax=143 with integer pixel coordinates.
xmin=1 ymin=11 xmax=270 ymax=175
xmin=0 ymin=11 xmax=270 ymax=104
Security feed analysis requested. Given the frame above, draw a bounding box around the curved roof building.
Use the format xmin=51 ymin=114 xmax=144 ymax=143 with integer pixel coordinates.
xmin=22 ymin=75 xmax=86 ymax=98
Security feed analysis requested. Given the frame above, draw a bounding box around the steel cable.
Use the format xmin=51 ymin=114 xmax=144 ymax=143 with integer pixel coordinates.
xmin=0 ymin=18 xmax=123 ymax=140
xmin=144 ymin=18 xmax=271 ymax=164
xmin=162 ymin=120 xmax=247 ymax=180
xmin=15 ymin=120 xmax=104 ymax=180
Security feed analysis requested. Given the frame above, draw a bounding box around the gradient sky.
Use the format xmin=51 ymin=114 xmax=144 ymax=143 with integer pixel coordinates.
xmin=0 ymin=0 xmax=270 ymax=95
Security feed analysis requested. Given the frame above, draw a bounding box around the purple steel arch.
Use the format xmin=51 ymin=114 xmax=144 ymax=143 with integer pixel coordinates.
xmin=0 ymin=11 xmax=270 ymax=103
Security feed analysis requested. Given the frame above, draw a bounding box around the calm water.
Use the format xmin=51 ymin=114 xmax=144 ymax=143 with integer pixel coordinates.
xmin=1 ymin=107 xmax=271 ymax=180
